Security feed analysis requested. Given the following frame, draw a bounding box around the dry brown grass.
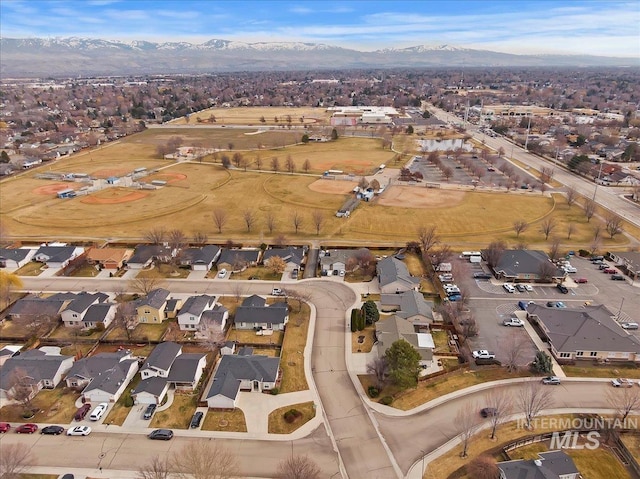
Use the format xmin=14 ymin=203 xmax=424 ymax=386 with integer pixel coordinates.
xmin=562 ymin=362 xmax=640 ymax=379
xmin=0 ymin=386 xmax=80 ymax=424
xmin=620 ymin=432 xmax=640 ymax=462
xmin=104 ymin=322 xmax=169 ymax=342
xmin=201 ymin=408 xmax=247 ymax=432
xmin=13 ymin=262 xmax=45 ymax=276
xmin=170 ymin=106 xmax=330 ymax=126
xmin=151 ymin=393 xmax=198 ymax=429
xmin=136 ymin=264 xmax=191 ymax=279
xmin=267 ymin=401 xmax=316 ymax=434
xmin=227 ymin=327 xmax=284 ymax=346
xmin=279 ymin=303 xmax=311 ymax=393
xmin=352 ymin=323 xmax=376 ymax=353
xmin=104 ymin=375 xmax=141 ymax=426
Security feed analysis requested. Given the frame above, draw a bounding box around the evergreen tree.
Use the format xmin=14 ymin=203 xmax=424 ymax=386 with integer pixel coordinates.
xmin=385 ymin=340 xmax=421 ymax=389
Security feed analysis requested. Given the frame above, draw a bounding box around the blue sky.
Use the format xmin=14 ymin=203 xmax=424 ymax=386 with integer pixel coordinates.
xmin=1 ymin=0 xmax=638 ymax=57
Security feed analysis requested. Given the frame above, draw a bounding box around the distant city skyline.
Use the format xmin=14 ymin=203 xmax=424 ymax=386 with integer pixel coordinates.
xmin=1 ymin=0 xmax=638 ymax=58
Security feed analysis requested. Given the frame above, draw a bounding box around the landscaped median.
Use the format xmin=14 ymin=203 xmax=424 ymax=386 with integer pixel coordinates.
xmin=267 ymin=401 xmax=316 ymax=434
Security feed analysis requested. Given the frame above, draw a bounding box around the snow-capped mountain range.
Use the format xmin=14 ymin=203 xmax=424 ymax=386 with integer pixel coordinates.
xmin=1 ymin=37 xmax=636 ymax=77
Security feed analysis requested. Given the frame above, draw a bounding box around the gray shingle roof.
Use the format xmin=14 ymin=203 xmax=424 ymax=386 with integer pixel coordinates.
xmin=493 ymin=249 xmax=565 ymax=278
xmin=179 ymin=245 xmax=220 ymax=266
xmin=242 ymin=295 xmax=266 ymax=307
xmin=381 ymin=291 xmax=434 ymax=321
xmin=66 ymin=351 xmax=131 ymax=382
xmin=132 ymin=376 xmax=168 ymax=396
xmin=235 ymin=301 xmax=288 ymax=326
xmin=375 ymin=316 xmax=433 ymax=362
xmin=179 ymin=295 xmax=215 ymax=317
xmin=128 ymin=245 xmax=172 ymax=264
xmin=499 ymin=450 xmax=579 ymax=479
xmin=8 ymin=296 xmax=67 ymax=318
xmin=377 ymin=256 xmax=420 ymax=288
xmin=0 ymin=248 xmax=32 ymax=262
xmin=64 ymin=292 xmax=108 ymax=314
xmin=0 ymin=350 xmax=72 ymax=389
xmin=34 ymin=246 xmax=77 ymax=263
xmin=137 ymin=288 xmax=170 ymax=309
xmin=84 ymin=303 xmax=115 ymax=323
xmin=529 ymin=304 xmax=640 ymax=354
xmin=166 ymin=353 xmax=206 ymax=383
xmin=142 ymin=342 xmax=182 ymax=372
xmin=206 ymin=353 xmax=280 ymax=400
xmin=83 ymin=359 xmax=137 ymax=394
xmin=218 ymin=249 xmax=260 ymax=266
xmin=263 ymin=247 xmax=303 ymax=266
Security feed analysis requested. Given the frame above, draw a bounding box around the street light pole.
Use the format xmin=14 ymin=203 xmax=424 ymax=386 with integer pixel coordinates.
xmin=524 ymin=115 xmax=532 ymax=151
xmin=592 ymin=161 xmax=604 ymax=201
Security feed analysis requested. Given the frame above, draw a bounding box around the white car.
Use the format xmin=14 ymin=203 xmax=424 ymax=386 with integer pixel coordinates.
xmin=271 ymin=288 xmax=285 ymax=296
xmin=67 ymin=426 xmax=92 ymax=436
xmin=524 ymin=284 xmax=534 ymax=292
xmin=612 ymin=378 xmax=634 ymax=388
xmin=217 ymin=268 xmax=227 ymax=278
xmin=472 ymin=350 xmax=496 ymax=360
xmin=503 ymin=317 xmax=524 ymax=327
xmin=89 ymin=403 xmax=108 ymax=421
xmin=503 ymin=283 xmax=516 ymax=293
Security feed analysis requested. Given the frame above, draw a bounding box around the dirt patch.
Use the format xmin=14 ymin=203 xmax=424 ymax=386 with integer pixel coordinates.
xmin=33 ymin=183 xmax=73 ymax=195
xmin=378 ymin=186 xmax=466 ymax=208
xmin=145 ymin=172 xmax=187 ymax=183
xmin=316 ymin=159 xmax=373 ymax=175
xmin=92 ymin=168 xmax=131 ymax=179
xmin=80 ymin=189 xmax=148 ymax=204
xmin=308 ymin=179 xmax=357 ymax=195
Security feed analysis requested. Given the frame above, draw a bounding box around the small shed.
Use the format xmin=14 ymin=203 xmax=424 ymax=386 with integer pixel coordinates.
xmin=57 ymin=188 xmax=76 ymax=199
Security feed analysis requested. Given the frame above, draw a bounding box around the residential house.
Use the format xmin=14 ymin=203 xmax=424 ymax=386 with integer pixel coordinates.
xmin=490 ymin=249 xmax=566 ymax=282
xmin=234 ymin=295 xmax=288 ymax=331
xmin=131 ymin=377 xmax=170 ymax=406
xmin=164 ymin=298 xmax=182 ymax=319
xmin=199 ymin=304 xmax=229 ymax=333
xmin=33 ymin=245 xmax=84 ymax=269
xmin=527 ymin=304 xmax=640 ymax=362
xmin=499 ymin=450 xmax=580 ymax=479
xmin=217 ymin=249 xmax=260 ymax=272
xmin=85 ymin=247 xmax=132 ymax=270
xmin=262 ymin=247 xmax=305 ymax=268
xmin=65 ymin=350 xmax=138 ymax=403
xmin=135 ymin=288 xmax=172 ymax=324
xmin=376 ymin=256 xmax=421 ymax=294
xmin=320 ymin=248 xmax=369 ymax=276
xmin=140 ymin=342 xmax=182 ymax=379
xmin=220 ymin=341 xmax=237 ymax=356
xmin=0 ymin=248 xmax=36 ymax=269
xmin=127 ymin=244 xmax=175 ymax=269
xmin=7 ymin=295 xmax=68 ymax=322
xmin=0 ymin=349 xmax=74 ymax=401
xmin=375 ymin=315 xmax=434 ymax=367
xmin=177 ymin=295 xmax=217 ymax=331
xmin=167 ymin=353 xmax=207 ymax=390
xmin=179 ymin=245 xmax=220 ymax=271
xmin=608 ymin=251 xmax=640 ymax=280
xmin=0 ymin=344 xmax=23 ymax=367
xmin=206 ymin=349 xmax=280 ymax=409
xmin=59 ymin=292 xmax=114 ymax=328
xmin=380 ymin=290 xmax=435 ymax=326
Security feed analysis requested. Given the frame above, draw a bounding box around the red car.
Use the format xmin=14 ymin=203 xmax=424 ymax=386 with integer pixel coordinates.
xmin=0 ymin=422 xmax=10 ymax=433
xmin=603 ymin=268 xmax=617 ymax=274
xmin=576 ymin=278 xmax=588 ymax=283
xmin=16 ymin=423 xmax=38 ymax=434
xmin=74 ymin=403 xmax=91 ymax=421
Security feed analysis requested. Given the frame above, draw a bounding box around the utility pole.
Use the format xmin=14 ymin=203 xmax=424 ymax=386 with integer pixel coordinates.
xmin=592 ymin=161 xmax=604 ymax=201
xmin=617 ymin=297 xmax=625 ymax=320
xmin=524 ymin=115 xmax=532 ymax=151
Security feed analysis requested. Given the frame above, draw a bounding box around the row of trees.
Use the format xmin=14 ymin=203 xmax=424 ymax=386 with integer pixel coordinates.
xmin=211 ymin=207 xmax=327 ymax=235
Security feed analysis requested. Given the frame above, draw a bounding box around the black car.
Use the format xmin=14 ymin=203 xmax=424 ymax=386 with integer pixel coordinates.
xmin=149 ymin=429 xmax=173 ymax=440
xmin=143 ymin=403 xmax=157 ymax=420
xmin=611 ymin=274 xmax=625 ymax=281
xmin=473 ymin=272 xmax=492 ymax=279
xmin=556 ymin=284 xmax=569 ymax=294
xmin=190 ymin=411 xmax=204 ymax=429
xmin=41 ymin=425 xmax=64 ymax=435
xmin=480 ymin=408 xmax=498 ymax=418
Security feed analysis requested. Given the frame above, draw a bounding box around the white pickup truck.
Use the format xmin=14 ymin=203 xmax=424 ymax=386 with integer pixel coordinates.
xmin=503 ymin=317 xmax=524 ymax=327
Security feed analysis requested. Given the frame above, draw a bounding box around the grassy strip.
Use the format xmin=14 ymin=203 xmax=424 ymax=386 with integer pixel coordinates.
xmin=563 ymin=362 xmax=640 ymax=379
xmin=267 ymin=401 xmax=316 ymax=434
xmin=278 ymin=302 xmax=311 ymax=393
xmin=201 ymin=408 xmax=247 ymax=432
xmin=151 ymin=393 xmax=198 ymax=429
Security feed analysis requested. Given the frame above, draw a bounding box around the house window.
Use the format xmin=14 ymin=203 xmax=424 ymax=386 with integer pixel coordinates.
xmin=144 ymin=309 xmax=150 ymax=314
xmin=590 ymin=352 xmax=597 ymax=357
xmin=73 ymin=313 xmax=78 ymax=318
xmin=190 ymin=317 xmax=195 ymax=321
xmin=559 ymin=352 xmax=571 ymax=358
xmin=576 ymin=351 xmax=584 ymax=357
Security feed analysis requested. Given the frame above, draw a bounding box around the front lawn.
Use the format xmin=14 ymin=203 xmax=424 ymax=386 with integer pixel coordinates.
xmin=352 ymin=323 xmax=376 ymax=353
xmin=13 ymin=262 xmax=45 ymax=276
xmin=105 ymin=322 xmax=169 ymax=342
xmin=67 ymin=262 xmax=100 ymax=277
xmin=278 ymin=302 xmax=311 ymax=393
xmin=0 ymin=386 xmax=80 ymax=424
xmin=48 ymin=324 xmax=102 ymax=341
xmin=563 ymin=362 xmax=640 ymax=379
xmin=104 ymin=375 xmax=141 ymax=426
xmin=151 ymin=393 xmax=198 ymax=429
xmin=201 ymin=408 xmax=247 ymax=432
xmin=230 ymin=266 xmax=281 ymax=281
xmin=136 ymin=264 xmax=190 ymax=279
xmin=268 ymin=401 xmax=316 ymax=434
xmin=227 ymin=327 xmax=284 ymax=346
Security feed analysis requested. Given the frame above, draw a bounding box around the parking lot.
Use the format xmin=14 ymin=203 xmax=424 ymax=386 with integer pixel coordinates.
xmin=449 ymin=254 xmax=639 ymax=366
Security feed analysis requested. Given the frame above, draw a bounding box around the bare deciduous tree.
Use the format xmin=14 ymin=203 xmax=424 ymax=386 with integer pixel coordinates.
xmin=128 ymin=276 xmax=167 ymax=296
xmin=565 ymin=186 xmax=578 ymax=206
xmin=311 ymin=210 xmax=324 ymax=235
xmin=15 ymin=312 xmax=56 ymax=339
xmin=417 ymin=225 xmax=439 ymax=257
xmin=212 ymin=208 xmax=228 ymax=234
xmin=0 ymin=443 xmax=34 ymax=478
xmin=503 ymin=332 xmax=528 ymax=373
xmin=548 ymin=237 xmax=562 ymax=261
xmin=366 ymin=357 xmax=389 ymax=390
xmin=199 ymin=319 xmax=225 ymax=352
xmin=540 ymin=167 xmax=553 ymax=184
xmin=517 ymin=382 xmax=554 ymax=430
xmin=285 ymin=155 xmax=295 ymax=173
xmin=271 ymin=156 xmax=280 ymax=172
xmin=467 ymin=455 xmax=500 ymax=479
xmin=566 ymin=222 xmax=576 ymax=240
xmin=539 ymin=218 xmax=557 ymax=240
xmin=291 ymin=210 xmax=303 ymax=234
xmin=265 ymin=256 xmax=286 ymax=275
xmin=8 ymin=368 xmax=37 ymax=414
xmin=538 ymin=261 xmax=558 ymax=282
xmin=484 ymin=389 xmax=513 ymax=440
xmin=171 ymin=441 xmax=240 ymax=479
xmin=168 ymin=229 xmax=187 ymax=252
xmin=302 ymin=159 xmax=311 ymax=173
xmin=605 ymin=213 xmax=624 ymax=239
xmin=607 ymin=387 xmax=640 ymax=422
xmin=512 ymin=220 xmax=529 ymax=238
xmin=136 ymin=455 xmax=171 ymax=479
xmin=484 ymin=240 xmax=507 ymax=269
xmin=243 ymin=209 xmax=256 ymax=233
xmin=265 ymin=210 xmax=276 ymax=234
xmin=584 ymin=198 xmax=596 ymax=222
xmin=192 ymin=231 xmax=208 ymax=246
xmin=113 ymin=301 xmax=137 ymax=342
xmin=145 ymin=227 xmax=167 ymax=245
xmin=277 ymin=454 xmax=321 ymax=479
xmin=254 ymin=155 xmax=263 ymax=170
xmin=455 ymin=404 xmax=481 ymax=458
xmin=273 ymin=234 xmax=288 ymax=247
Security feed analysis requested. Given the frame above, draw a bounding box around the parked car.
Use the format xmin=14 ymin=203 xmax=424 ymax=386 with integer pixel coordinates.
xmin=190 ymin=411 xmax=204 ymax=429
xmin=563 ymin=265 xmax=577 ymax=273
xmin=518 ymin=300 xmax=535 ymax=310
xmin=576 ymin=278 xmax=588 ymax=284
xmin=143 ymin=404 xmax=157 ymax=420
xmin=16 ymin=423 xmax=38 ymax=434
xmin=556 ymin=302 xmax=567 ymax=308
xmin=41 ymin=425 xmax=65 ymax=435
xmin=611 ymin=274 xmax=625 ymax=281
xmin=503 ymin=283 xmax=516 ymax=293
xmin=542 ymin=376 xmax=561 ymax=385
xmin=590 ymin=255 xmax=604 ymax=262
xmin=89 ymin=403 xmax=108 ymax=421
xmin=271 ymin=287 xmax=285 ymax=296
xmin=440 ymin=273 xmax=454 ymax=282
xmin=603 ymin=268 xmax=617 ymax=274
xmin=473 ymin=272 xmax=492 ymax=279
xmin=472 ymin=350 xmax=496 ymax=360
xmin=218 ymin=268 xmax=227 ymax=278
xmin=612 ymin=378 xmax=634 ymax=388
xmin=556 ymin=284 xmax=569 ymax=294
xmin=447 ymin=294 xmax=462 ymax=302
xmin=149 ymin=429 xmax=174 ymax=440
xmin=0 ymin=422 xmax=11 ymax=433
xmin=621 ymin=322 xmax=639 ymax=330
xmin=480 ymin=407 xmax=498 ymax=418
xmin=524 ymin=284 xmax=534 ymax=292
xmin=503 ymin=317 xmax=524 ymax=327
xmin=598 ymin=263 xmax=608 ymax=270
xmin=74 ymin=403 xmax=91 ymax=421
xmin=516 ymin=284 xmax=527 ymax=292
xmin=66 ymin=426 xmax=92 ymax=436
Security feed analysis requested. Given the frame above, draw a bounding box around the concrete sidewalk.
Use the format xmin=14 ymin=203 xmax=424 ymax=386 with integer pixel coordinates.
xmin=514 ymin=310 xmax=566 ymax=377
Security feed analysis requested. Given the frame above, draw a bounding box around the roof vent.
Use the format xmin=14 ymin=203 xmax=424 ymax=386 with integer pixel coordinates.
xmin=534 ymin=459 xmax=543 ymax=467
